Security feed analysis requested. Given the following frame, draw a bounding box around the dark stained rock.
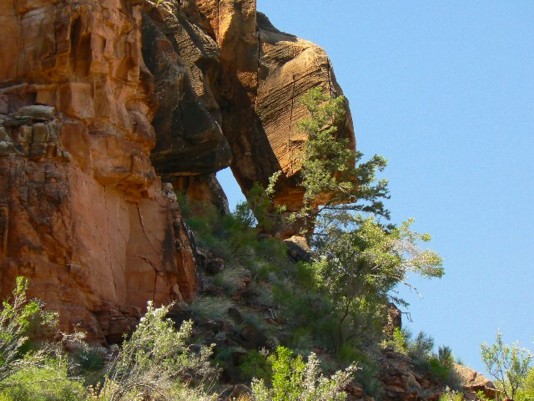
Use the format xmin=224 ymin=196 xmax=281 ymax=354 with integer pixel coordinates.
xmin=142 ymin=4 xmax=232 ymax=177
xmin=172 ymin=173 xmax=231 ymax=215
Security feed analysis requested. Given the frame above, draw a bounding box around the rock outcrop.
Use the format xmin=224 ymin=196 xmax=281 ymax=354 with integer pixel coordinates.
xmin=0 ymin=0 xmax=355 ymax=340
xmin=141 ymin=2 xmax=232 ymax=177
xmin=146 ymin=1 xmax=355 ymax=217
xmin=379 ymin=350 xmax=498 ymax=401
xmin=454 ymin=364 xmax=500 ymax=400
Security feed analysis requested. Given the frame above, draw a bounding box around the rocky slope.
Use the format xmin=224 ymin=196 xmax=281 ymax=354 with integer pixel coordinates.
xmin=0 ymin=0 xmax=354 ymax=342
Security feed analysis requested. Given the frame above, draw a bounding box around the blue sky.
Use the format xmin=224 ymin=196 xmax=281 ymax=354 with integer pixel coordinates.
xmin=218 ymin=1 xmax=534 ymax=374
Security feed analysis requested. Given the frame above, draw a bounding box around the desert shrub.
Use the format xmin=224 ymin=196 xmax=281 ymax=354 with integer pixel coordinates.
xmin=430 ymin=346 xmax=460 ymax=387
xmin=75 ymin=346 xmax=106 ymax=373
xmin=251 ymin=346 xmax=357 ymax=401
xmin=481 ymin=331 xmax=533 ymax=400
xmin=272 ymin=282 xmax=336 ymax=352
xmin=69 ymin=341 xmax=107 ymax=387
xmin=213 ymin=267 xmax=249 ymax=296
xmin=183 ymin=200 xmax=254 ymax=262
xmin=168 ymin=386 xmax=218 ymax=401
xmin=438 ymin=388 xmax=465 ymax=401
xmin=383 ymin=327 xmax=409 ymax=354
xmin=189 ymin=296 xmax=234 ymax=322
xmin=520 ymin=367 xmax=534 ymax=400
xmin=398 ymin=332 xmax=459 ymax=388
xmin=427 ymin=356 xmax=453 ymax=384
xmin=407 ymin=331 xmax=434 ymax=365
xmin=95 ymin=302 xmax=218 ymax=401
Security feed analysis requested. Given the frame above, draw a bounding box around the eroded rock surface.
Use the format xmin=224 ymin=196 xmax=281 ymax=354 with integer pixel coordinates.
xmin=0 ymin=0 xmax=196 ymax=343
xmin=142 ymin=3 xmax=232 ymax=177
xmin=0 ymin=0 xmax=355 ymax=340
xmin=147 ymin=1 xmax=355 ymax=221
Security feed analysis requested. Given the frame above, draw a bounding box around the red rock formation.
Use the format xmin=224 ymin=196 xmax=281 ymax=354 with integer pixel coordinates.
xmin=142 ymin=3 xmax=232 ymax=177
xmin=0 ymin=0 xmax=196 ymax=343
xmin=0 ymin=0 xmax=357 ymax=340
xmin=454 ymin=364 xmax=500 ymax=400
xmin=178 ymin=2 xmax=356 ymax=222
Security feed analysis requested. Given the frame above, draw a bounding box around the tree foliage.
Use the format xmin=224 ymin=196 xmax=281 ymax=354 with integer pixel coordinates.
xmin=480 ymin=331 xmax=533 ymax=400
xmin=291 ymin=87 xmax=443 ymax=349
xmin=520 ymin=367 xmax=534 ymax=401
xmin=296 ymin=87 xmax=390 ymax=225
xmin=311 ymin=216 xmax=443 ymax=346
xmin=0 ymin=277 xmax=56 ymax=382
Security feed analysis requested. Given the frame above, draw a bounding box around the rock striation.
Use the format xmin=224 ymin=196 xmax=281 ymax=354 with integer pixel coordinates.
xmin=146 ymin=1 xmax=355 ymax=216
xmin=0 ymin=0 xmax=354 ymax=340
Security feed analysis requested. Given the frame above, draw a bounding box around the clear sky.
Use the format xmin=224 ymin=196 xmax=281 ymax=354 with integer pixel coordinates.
xmin=218 ymin=1 xmax=534 ymax=374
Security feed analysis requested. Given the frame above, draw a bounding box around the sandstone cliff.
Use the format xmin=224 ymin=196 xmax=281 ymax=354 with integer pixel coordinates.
xmin=0 ymin=0 xmax=354 ymax=341
xmin=0 ymin=0 xmax=197 ymax=343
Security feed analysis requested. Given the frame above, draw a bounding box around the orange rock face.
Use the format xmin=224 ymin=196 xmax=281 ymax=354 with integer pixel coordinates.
xmin=0 ymin=0 xmax=356 ymax=340
xmin=0 ymin=0 xmax=196 ymax=343
xmin=182 ymin=2 xmax=356 ymax=217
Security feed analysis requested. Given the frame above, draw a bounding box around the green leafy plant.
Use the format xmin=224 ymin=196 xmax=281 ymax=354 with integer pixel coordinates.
xmin=0 ymin=277 xmax=57 ymax=382
xmin=239 ymin=349 xmax=272 ymax=383
xmin=518 ymin=367 xmax=534 ymax=401
xmin=0 ymin=357 xmax=85 ymax=401
xmin=439 ymin=388 xmax=465 ymax=401
xmin=481 ymin=330 xmax=533 ymax=400
xmin=96 ymin=302 xmax=218 ymax=401
xmin=428 ymin=346 xmax=457 ymax=384
xmin=310 ymin=216 xmax=443 ymax=348
xmin=283 ymin=88 xmax=443 ymax=352
xmin=251 ymin=346 xmax=357 ymax=401
xmin=384 ymin=327 xmax=409 ymax=354
xmin=295 ymin=87 xmax=390 ymax=229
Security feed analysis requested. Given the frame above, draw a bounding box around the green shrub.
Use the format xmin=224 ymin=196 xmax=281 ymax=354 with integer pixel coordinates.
xmin=519 ymin=367 xmax=534 ymax=401
xmin=251 ymin=346 xmax=357 ymax=401
xmin=75 ymin=346 xmax=105 ymax=372
xmin=0 ymin=357 xmax=85 ymax=401
xmin=481 ymin=330 xmax=533 ymax=400
xmin=97 ymin=302 xmax=219 ymax=401
xmin=0 ymin=277 xmax=57 ymax=381
xmin=213 ymin=267 xmax=249 ymax=296
xmin=239 ymin=350 xmax=272 ymax=383
xmin=383 ymin=327 xmax=409 ymax=354
xmin=439 ymin=388 xmax=465 ymax=401
xmin=407 ymin=331 xmax=434 ymax=365
xmin=189 ymin=296 xmax=234 ymax=321
xmin=70 ymin=341 xmax=107 ymax=387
